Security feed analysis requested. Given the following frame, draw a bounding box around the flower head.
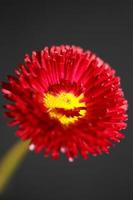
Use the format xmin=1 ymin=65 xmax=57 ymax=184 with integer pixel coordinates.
xmin=2 ymin=45 xmax=128 ymax=161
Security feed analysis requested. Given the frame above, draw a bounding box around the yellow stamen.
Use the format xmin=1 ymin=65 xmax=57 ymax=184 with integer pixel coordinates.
xmin=44 ymin=92 xmax=86 ymax=125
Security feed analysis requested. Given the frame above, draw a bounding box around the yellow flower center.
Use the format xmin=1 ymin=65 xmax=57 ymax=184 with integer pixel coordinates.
xmin=43 ymin=92 xmax=86 ymax=126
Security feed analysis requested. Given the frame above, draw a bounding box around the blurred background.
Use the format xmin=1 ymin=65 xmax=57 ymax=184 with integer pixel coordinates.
xmin=0 ymin=0 xmax=132 ymax=199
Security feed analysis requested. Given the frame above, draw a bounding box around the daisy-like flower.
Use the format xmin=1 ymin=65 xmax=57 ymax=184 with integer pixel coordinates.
xmin=2 ymin=45 xmax=128 ymax=162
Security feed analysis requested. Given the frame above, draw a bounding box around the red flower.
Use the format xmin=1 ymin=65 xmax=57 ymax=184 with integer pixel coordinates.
xmin=2 ymin=45 xmax=128 ymax=162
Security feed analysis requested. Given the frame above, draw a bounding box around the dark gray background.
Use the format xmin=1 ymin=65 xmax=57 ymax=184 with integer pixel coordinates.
xmin=0 ymin=0 xmax=132 ymax=199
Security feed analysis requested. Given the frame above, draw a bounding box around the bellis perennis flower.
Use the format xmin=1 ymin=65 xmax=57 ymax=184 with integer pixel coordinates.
xmin=2 ymin=45 xmax=128 ymax=162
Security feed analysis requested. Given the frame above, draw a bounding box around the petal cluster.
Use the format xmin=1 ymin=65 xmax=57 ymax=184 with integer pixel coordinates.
xmin=2 ymin=45 xmax=128 ymax=161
